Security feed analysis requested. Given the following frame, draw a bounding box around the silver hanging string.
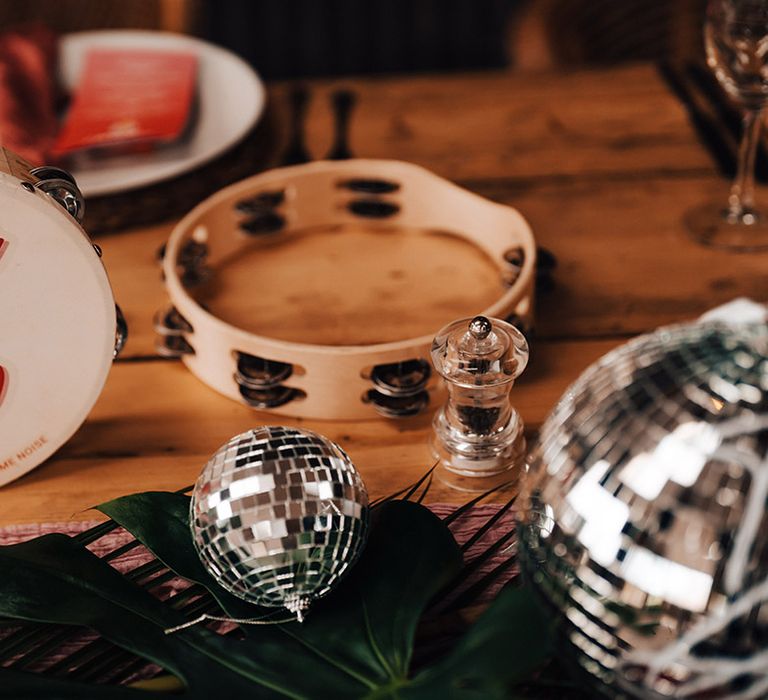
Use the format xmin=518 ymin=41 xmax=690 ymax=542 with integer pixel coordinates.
xmin=164 ymin=609 xmax=297 ymax=635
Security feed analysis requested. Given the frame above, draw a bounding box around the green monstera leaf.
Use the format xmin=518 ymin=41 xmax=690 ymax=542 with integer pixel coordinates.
xmin=0 ymin=493 xmax=553 ymax=699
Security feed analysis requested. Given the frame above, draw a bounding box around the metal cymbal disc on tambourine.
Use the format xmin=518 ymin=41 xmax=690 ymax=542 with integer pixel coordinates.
xmin=0 ymin=148 xmax=125 ymax=487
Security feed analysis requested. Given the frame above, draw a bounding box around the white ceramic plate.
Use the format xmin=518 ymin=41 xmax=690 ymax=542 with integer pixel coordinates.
xmin=59 ymin=30 xmax=266 ymax=197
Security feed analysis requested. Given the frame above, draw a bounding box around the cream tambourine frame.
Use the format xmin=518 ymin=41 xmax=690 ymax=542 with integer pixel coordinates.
xmin=0 ymin=149 xmax=120 ymax=486
xmin=161 ymin=159 xmax=535 ymax=420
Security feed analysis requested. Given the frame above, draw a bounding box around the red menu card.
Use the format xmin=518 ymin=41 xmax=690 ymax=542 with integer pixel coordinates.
xmin=53 ymin=48 xmax=198 ymax=155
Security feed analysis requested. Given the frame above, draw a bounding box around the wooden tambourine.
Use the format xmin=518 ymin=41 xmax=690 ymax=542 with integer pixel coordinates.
xmin=0 ymin=148 xmax=125 ymax=486
xmin=158 ymin=159 xmax=535 ymax=420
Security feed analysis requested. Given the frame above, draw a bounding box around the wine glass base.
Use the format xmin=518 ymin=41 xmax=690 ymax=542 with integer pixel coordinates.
xmin=686 ymin=202 xmax=768 ymax=251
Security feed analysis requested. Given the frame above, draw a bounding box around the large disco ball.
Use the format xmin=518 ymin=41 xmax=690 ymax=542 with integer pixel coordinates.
xmin=517 ymin=321 xmax=768 ymax=699
xmin=191 ymin=426 xmax=369 ymax=620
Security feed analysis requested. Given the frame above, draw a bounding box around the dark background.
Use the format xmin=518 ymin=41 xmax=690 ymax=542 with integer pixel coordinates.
xmin=0 ymin=0 xmax=708 ymax=77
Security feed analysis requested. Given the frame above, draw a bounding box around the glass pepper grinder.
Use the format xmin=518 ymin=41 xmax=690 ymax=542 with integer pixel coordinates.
xmin=430 ymin=315 xmax=529 ymax=490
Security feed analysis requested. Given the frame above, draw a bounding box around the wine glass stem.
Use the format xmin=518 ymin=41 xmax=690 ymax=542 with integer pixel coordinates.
xmin=729 ymin=108 xmax=762 ymax=216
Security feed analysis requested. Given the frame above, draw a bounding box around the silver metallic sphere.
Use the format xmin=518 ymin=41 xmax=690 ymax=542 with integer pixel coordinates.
xmin=191 ymin=426 xmax=369 ymax=619
xmin=469 ymin=315 xmax=493 ymax=340
xmin=517 ymin=321 xmax=768 ymax=699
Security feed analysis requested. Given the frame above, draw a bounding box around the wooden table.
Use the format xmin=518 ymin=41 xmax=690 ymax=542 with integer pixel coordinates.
xmin=2 ymin=63 xmax=766 ymax=525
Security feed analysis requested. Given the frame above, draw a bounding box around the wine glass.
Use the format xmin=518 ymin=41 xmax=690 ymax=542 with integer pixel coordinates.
xmin=688 ymin=0 xmax=768 ymax=250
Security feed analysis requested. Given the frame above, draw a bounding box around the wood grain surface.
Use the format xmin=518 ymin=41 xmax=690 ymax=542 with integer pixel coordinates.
xmin=2 ymin=63 xmax=767 ymax=524
xmin=292 ymin=64 xmax=715 ymax=181
xmin=195 ymin=223 xmax=504 ymax=346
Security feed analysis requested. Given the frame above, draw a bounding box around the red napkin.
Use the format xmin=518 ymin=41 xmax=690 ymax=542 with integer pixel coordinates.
xmin=0 ymin=25 xmax=59 ymax=166
xmin=53 ymin=49 xmax=198 ymax=157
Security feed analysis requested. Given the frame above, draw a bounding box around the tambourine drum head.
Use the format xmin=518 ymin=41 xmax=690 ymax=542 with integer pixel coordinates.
xmin=0 ymin=175 xmax=115 ymax=486
xmin=192 ymin=224 xmax=503 ymax=346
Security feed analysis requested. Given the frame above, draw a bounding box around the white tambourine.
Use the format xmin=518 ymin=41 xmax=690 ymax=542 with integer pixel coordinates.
xmin=158 ymin=159 xmax=535 ymax=420
xmin=0 ymin=148 xmax=125 ymax=486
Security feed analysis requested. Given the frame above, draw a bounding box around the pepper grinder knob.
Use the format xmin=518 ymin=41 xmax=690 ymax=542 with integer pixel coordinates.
xmin=468 ymin=315 xmax=492 ymax=339
xmin=429 ymin=315 xmax=529 ymax=491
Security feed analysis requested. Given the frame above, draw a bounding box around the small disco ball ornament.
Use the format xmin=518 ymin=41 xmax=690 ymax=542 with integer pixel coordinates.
xmin=517 ymin=321 xmax=768 ymax=699
xmin=191 ymin=426 xmax=369 ymax=621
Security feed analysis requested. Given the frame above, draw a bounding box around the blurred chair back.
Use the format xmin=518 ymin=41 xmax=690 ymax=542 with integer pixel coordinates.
xmin=514 ymin=0 xmax=706 ymax=69
xmin=203 ymin=0 xmax=517 ymax=79
xmin=0 ymin=0 xmax=197 ymax=34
